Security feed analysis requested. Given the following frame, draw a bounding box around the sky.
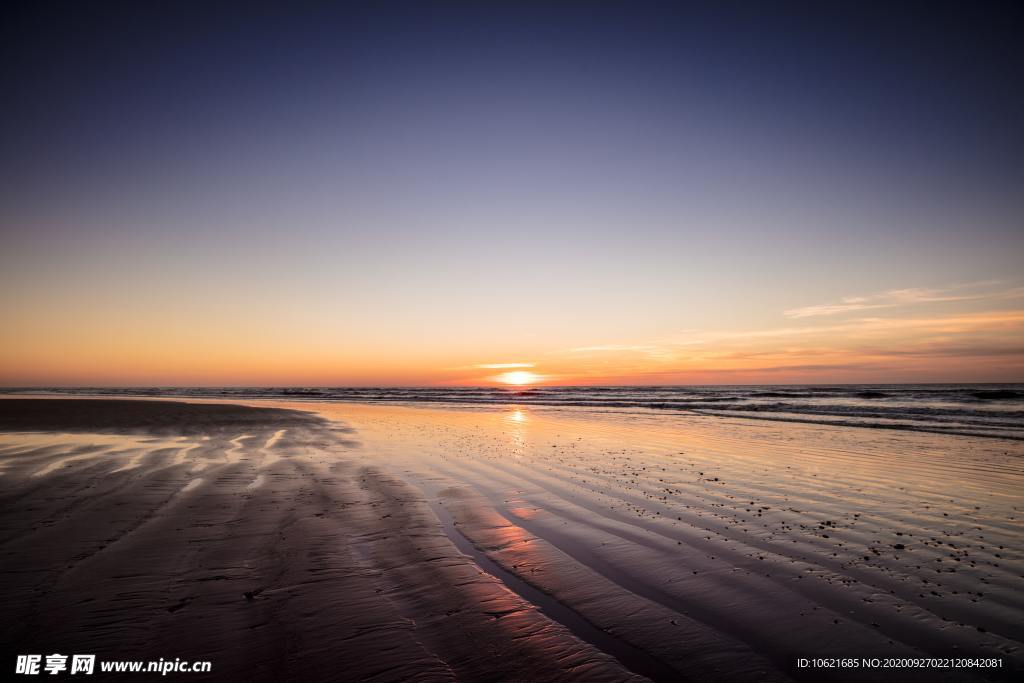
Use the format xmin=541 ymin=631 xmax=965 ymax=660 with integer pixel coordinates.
xmin=2 ymin=2 xmax=1022 ymax=386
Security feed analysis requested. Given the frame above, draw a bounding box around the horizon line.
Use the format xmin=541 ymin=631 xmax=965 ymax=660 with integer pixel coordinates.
xmin=2 ymin=382 xmax=1021 ymax=390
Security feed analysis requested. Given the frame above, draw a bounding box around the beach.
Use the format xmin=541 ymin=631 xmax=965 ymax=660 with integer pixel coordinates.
xmin=6 ymin=2 xmax=1022 ymax=680
xmin=1 ymin=397 xmax=1021 ymax=681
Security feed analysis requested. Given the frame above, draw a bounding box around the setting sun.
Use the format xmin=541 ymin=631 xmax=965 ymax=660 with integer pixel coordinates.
xmin=496 ymin=370 xmax=540 ymax=386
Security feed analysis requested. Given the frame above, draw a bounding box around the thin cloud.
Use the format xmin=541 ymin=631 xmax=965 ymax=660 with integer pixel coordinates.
xmin=784 ymin=282 xmax=1024 ymax=318
xmin=786 ymin=283 xmax=1024 ymax=319
xmin=547 ymin=310 xmax=1024 ymax=382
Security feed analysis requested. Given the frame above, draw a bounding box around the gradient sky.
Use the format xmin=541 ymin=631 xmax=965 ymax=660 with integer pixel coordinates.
xmin=2 ymin=2 xmax=1023 ymax=386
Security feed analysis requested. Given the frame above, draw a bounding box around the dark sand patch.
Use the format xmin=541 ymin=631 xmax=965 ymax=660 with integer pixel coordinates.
xmin=0 ymin=398 xmax=329 ymax=435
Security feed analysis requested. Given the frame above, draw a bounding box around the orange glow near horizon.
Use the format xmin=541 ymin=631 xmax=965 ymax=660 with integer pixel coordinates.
xmin=1 ymin=283 xmax=1023 ymax=386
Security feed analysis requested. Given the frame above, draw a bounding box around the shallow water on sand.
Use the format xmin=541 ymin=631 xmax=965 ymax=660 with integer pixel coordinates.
xmin=288 ymin=401 xmax=1024 ymax=679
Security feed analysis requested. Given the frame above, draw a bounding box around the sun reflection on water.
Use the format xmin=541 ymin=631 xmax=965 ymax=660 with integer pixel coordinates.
xmin=503 ymin=408 xmax=528 ymax=456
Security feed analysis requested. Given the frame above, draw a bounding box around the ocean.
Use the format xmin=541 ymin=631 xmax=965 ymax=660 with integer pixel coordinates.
xmin=5 ymin=384 xmax=1022 ymax=440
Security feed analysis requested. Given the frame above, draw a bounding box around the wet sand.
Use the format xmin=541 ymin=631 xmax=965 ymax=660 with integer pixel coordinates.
xmin=1 ymin=398 xmax=1021 ymax=681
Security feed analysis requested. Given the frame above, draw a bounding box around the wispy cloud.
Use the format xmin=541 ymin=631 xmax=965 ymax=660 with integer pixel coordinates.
xmin=547 ymin=310 xmax=1024 ymax=382
xmin=784 ymin=281 xmax=1024 ymax=318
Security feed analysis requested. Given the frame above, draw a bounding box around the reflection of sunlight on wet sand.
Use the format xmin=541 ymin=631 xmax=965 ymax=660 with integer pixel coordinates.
xmin=294 ymin=399 xmax=1024 ymax=569
xmin=174 ymin=440 xmax=202 ymax=466
xmin=0 ymin=433 xmax=167 ymax=477
xmin=503 ymin=408 xmax=528 ymax=457
xmin=507 ymin=505 xmax=539 ymax=520
xmin=112 ymin=448 xmax=150 ymax=472
xmin=225 ymin=434 xmax=254 ymax=463
xmin=490 ymin=519 xmax=536 ymax=551
xmin=2 ymin=424 xmax=310 ymax=478
xmin=34 ymin=449 xmax=117 ymax=477
xmin=259 ymin=429 xmax=288 ymax=468
xmin=264 ymin=429 xmax=287 ymax=449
